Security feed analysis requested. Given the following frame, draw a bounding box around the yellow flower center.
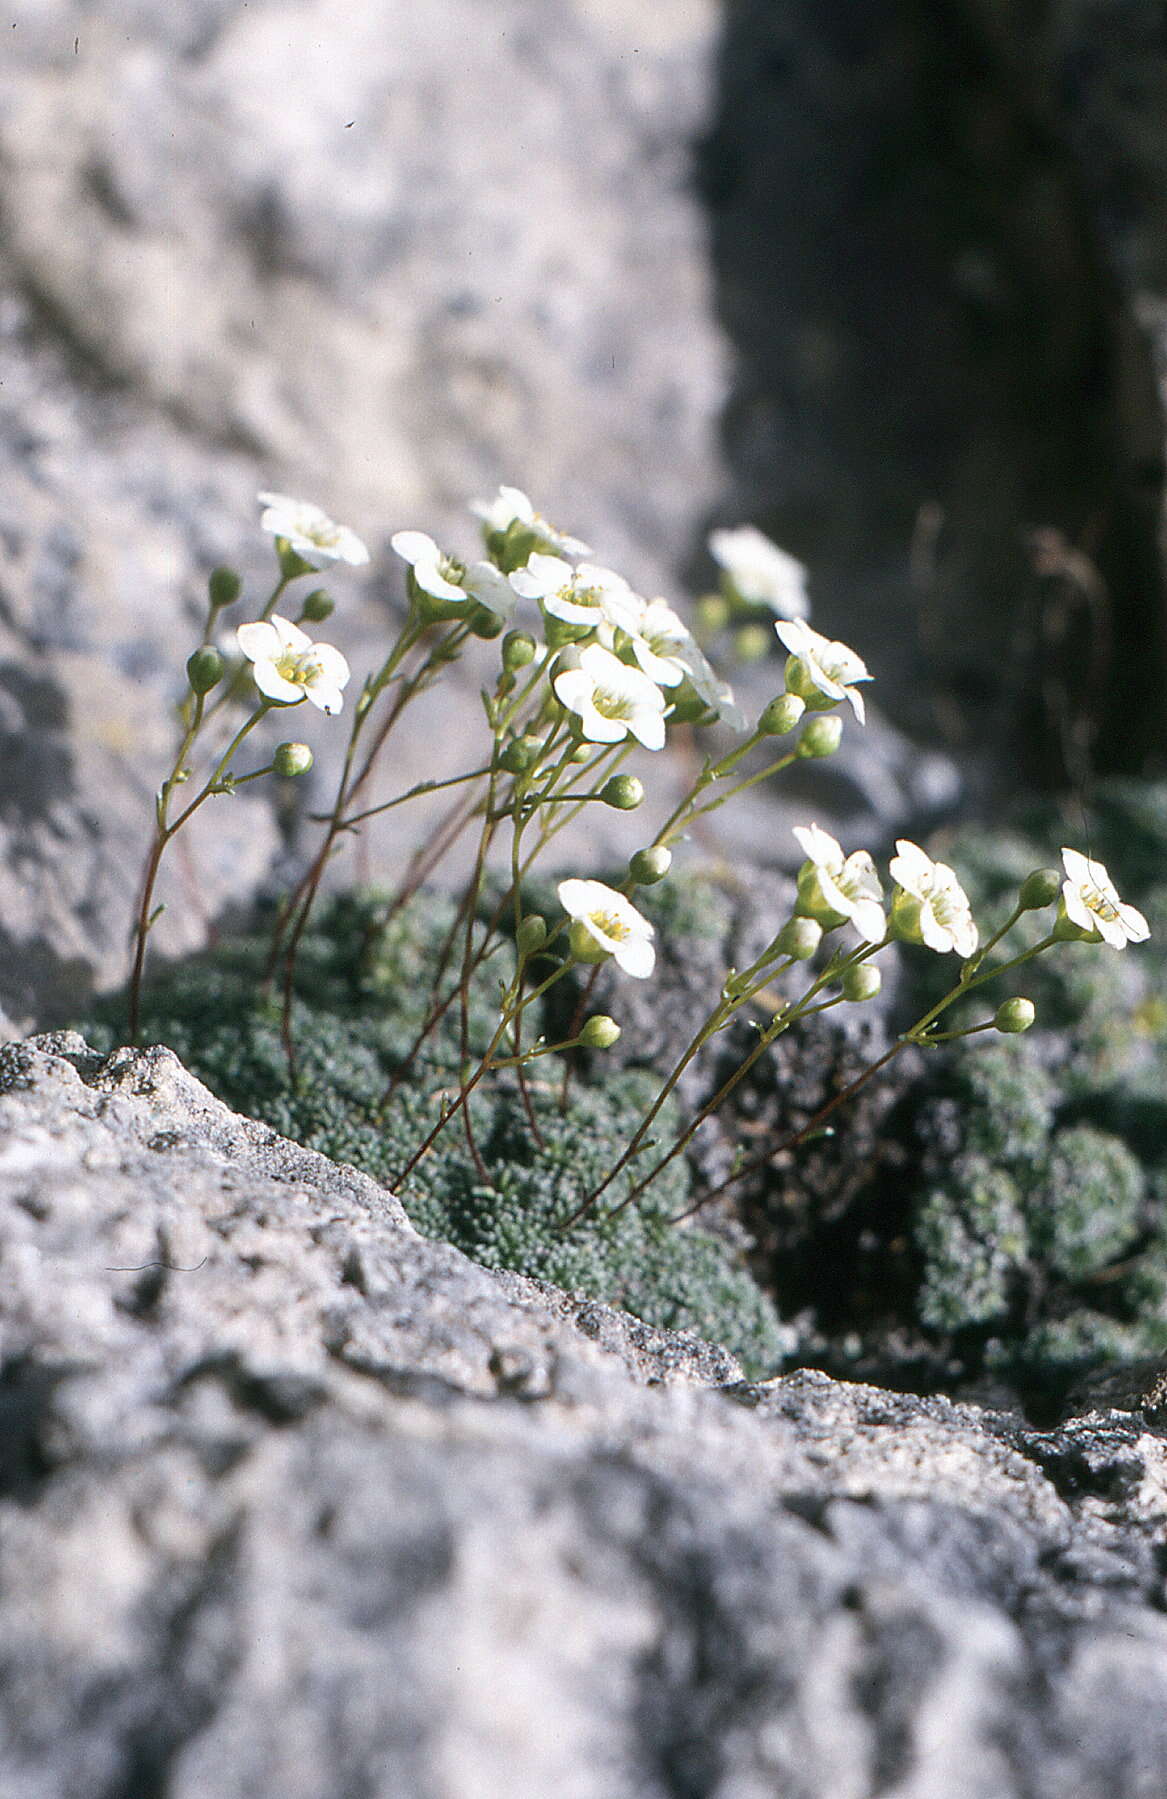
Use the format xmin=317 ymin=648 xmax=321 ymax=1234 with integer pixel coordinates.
xmin=593 ymin=686 xmax=634 ymax=722
xmin=277 ymin=651 xmax=323 ymax=688
xmin=589 ymin=909 xmax=629 ymax=941
xmin=1082 ymin=882 xmax=1120 ymax=923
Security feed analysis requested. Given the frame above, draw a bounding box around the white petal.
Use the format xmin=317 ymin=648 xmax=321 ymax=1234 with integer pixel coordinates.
xmin=391 ymin=531 xmax=440 ymax=568
xmin=252 ymin=662 xmax=306 ymax=705
xmin=304 ymin=682 xmax=345 ymax=715
xmin=793 ymin=823 xmax=843 ymax=870
xmin=268 ymin=614 xmax=312 ymax=653
xmin=236 ymin=621 xmax=282 ymax=662
xmin=614 ymin=935 xmax=656 ymax=979
xmin=309 ymin=644 xmax=351 ymax=687
xmin=628 ymin=709 xmax=666 ymax=751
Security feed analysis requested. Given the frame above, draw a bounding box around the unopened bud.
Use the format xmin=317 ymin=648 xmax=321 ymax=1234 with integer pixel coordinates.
xmin=774 ymin=916 xmax=823 ymax=961
xmin=601 ymin=775 xmax=644 ymax=811
xmin=579 ymin=1014 xmax=621 ymax=1050
xmin=300 ymin=588 xmax=334 ymax=623
xmin=276 ymin=539 xmax=315 ymax=580
xmin=502 ymin=630 xmax=538 ymax=671
xmin=568 ymin=919 xmax=610 ymax=964
xmin=842 ymin=963 xmax=882 ymax=1003
xmin=797 ymin=715 xmax=844 ymax=759
xmin=500 ymin=734 xmax=543 ymax=775
xmin=570 ymin=742 xmax=593 ymax=763
xmin=515 ymin=914 xmax=548 ymax=957
xmin=995 ymin=997 xmax=1036 ymax=1034
xmin=1019 ymin=868 xmax=1062 ymax=911
xmin=468 ymin=604 xmax=505 ymax=640
xmin=186 ymin=645 xmax=224 ymax=694
xmin=544 ymin=614 xmax=592 ymax=651
xmin=758 ymin=692 xmax=806 ymax=736
xmin=629 ymin=845 xmax=672 ymax=886
xmin=273 ymin=741 xmax=314 ymax=778
xmin=208 ymin=566 xmax=242 ymax=610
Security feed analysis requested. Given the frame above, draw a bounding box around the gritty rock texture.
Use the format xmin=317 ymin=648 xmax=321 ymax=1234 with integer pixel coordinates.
xmin=0 ymin=0 xmax=725 ymax=1024
xmin=3 ymin=1033 xmax=1167 ymax=1799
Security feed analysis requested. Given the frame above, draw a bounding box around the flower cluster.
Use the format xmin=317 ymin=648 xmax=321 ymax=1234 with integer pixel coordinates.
xmin=133 ymin=482 xmax=1152 ymax=1236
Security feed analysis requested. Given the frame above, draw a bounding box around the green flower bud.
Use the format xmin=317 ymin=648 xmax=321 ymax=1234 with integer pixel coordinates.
xmin=579 ymin=1014 xmax=621 ymax=1050
xmin=515 ymin=914 xmax=548 ymax=957
xmin=629 ymin=845 xmax=672 ymax=886
xmin=601 ymin=775 xmax=644 ymax=811
xmin=467 ymin=604 xmax=505 ymax=640
xmin=500 ymin=734 xmax=544 ymax=775
xmin=568 ymin=918 xmax=610 ymax=964
xmin=276 ymin=538 xmax=316 ymax=580
xmin=773 ymin=916 xmax=823 ymax=960
xmin=300 ymin=588 xmax=335 ymax=623
xmin=734 ymin=622 xmax=773 ymax=664
xmin=502 ymin=630 xmax=538 ymax=672
xmin=207 ymin=566 xmax=242 ymax=610
xmin=797 ymin=714 xmax=844 ymax=759
xmin=665 ymin=685 xmax=714 ymax=726
xmin=784 ymin=654 xmax=836 ymax=711
xmin=995 ymin=997 xmax=1036 ymax=1034
xmin=890 ymin=889 xmax=926 ymax=946
xmin=1019 ymin=868 xmax=1062 ymax=911
xmin=1052 ymin=902 xmax=1100 ymax=943
xmin=570 ymin=742 xmax=593 ymax=763
xmin=186 ymin=645 xmax=224 ymax=694
xmin=795 ymin=865 xmax=849 ymax=932
xmin=544 ymin=614 xmax=593 ymax=651
xmin=842 ymin=963 xmax=882 ymax=1003
xmin=758 ymin=692 xmax=806 ymax=736
xmin=272 ymin=741 xmax=314 ymax=778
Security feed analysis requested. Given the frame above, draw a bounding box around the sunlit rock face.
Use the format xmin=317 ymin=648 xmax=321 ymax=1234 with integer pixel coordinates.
xmin=0 ymin=0 xmax=726 ymax=1024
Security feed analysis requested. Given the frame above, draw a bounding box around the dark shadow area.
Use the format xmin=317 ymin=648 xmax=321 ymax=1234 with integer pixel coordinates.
xmin=696 ymin=0 xmax=1167 ymax=804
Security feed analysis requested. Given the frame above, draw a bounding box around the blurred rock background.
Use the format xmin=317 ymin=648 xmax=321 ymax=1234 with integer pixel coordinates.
xmin=2 ymin=0 xmax=1166 ymax=1027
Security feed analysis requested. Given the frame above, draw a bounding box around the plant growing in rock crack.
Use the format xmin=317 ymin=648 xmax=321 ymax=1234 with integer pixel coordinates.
xmin=127 ymin=485 xmax=1151 ymax=1288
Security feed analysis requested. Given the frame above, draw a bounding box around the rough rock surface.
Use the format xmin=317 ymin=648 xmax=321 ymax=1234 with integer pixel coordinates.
xmin=3 ymin=1031 xmax=1167 ymax=1799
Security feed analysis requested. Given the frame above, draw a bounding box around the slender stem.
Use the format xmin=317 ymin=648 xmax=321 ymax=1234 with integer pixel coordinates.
xmin=669 ymin=930 xmax=1060 ymax=1221
xmin=127 ymin=699 xmax=269 ymax=1040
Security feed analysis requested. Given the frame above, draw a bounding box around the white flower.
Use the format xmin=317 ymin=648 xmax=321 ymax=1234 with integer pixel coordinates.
xmin=674 ymin=637 xmax=748 ymax=733
xmin=792 ymin=823 xmax=886 ymax=943
xmin=511 ymin=554 xmax=643 ymax=634
xmin=709 ymin=525 xmax=810 ymax=619
xmin=1060 ymin=847 xmax=1149 ymax=948
xmin=257 ymin=492 xmax=369 ymax=569
xmin=775 ymin=618 xmax=871 ymax=724
xmin=470 ymin=484 xmax=591 ymax=559
xmin=391 ymin=530 xmax=516 ymax=619
xmin=553 ymin=643 xmax=667 ymax=750
xmin=889 ymin=840 xmax=979 ymax=958
xmin=236 ymin=615 xmax=351 ymax=715
xmin=625 ymin=598 xmax=697 ymax=689
xmin=558 ymin=878 xmax=655 ymax=979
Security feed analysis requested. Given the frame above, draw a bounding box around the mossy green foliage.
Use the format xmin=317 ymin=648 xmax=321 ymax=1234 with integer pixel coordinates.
xmin=901 ymin=780 xmax=1167 ymax=1382
xmin=83 ymin=890 xmax=786 ymax=1376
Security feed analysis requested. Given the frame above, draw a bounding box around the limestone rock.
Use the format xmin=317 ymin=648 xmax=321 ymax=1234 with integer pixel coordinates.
xmin=0 ymin=0 xmax=725 ymax=1025
xmin=3 ymin=1033 xmax=1167 ymax=1797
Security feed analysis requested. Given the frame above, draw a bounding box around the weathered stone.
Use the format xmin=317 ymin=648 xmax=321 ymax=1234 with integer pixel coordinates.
xmin=3 ymin=1033 xmax=1167 ymax=1797
xmin=0 ymin=0 xmax=726 ymax=1026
